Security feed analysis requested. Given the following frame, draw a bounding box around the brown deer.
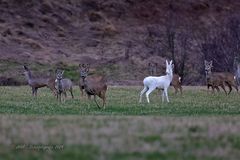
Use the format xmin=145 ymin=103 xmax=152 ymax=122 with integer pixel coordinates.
xmin=204 ymin=60 xmax=238 ymax=94
xmin=79 ymin=64 xmax=107 ymax=109
xmin=148 ymin=62 xmax=157 ymax=76
xmin=23 ymin=66 xmax=57 ymax=96
xmin=55 ymin=69 xmax=74 ymax=102
xmin=171 ymin=74 xmax=183 ymax=95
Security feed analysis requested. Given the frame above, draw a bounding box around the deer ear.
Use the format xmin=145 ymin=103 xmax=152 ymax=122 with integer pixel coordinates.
xmin=62 ymin=70 xmax=64 ymax=75
xmin=204 ymin=60 xmax=207 ymax=65
xmin=170 ymin=60 xmax=173 ymax=65
xmin=23 ymin=66 xmax=28 ymax=70
xmin=86 ymin=64 xmax=90 ymax=70
xmin=166 ymin=60 xmax=168 ymax=66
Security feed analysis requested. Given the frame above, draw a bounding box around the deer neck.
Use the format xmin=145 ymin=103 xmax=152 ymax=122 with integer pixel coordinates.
xmin=166 ymin=72 xmax=173 ymax=81
xmin=56 ymin=78 xmax=63 ymax=92
xmin=24 ymin=71 xmax=33 ymax=83
xmin=82 ymin=76 xmax=87 ymax=86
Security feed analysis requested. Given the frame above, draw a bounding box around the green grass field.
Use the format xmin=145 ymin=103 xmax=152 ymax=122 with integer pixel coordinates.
xmin=0 ymin=86 xmax=240 ymax=160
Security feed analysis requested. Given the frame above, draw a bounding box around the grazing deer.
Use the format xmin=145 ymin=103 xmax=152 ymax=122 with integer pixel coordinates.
xmin=139 ymin=60 xmax=174 ymax=103
xmin=55 ymin=69 xmax=74 ymax=102
xmin=23 ymin=65 xmax=57 ymax=96
xmin=204 ymin=60 xmax=238 ymax=94
xmin=79 ymin=64 xmax=107 ymax=109
xmin=171 ymin=74 xmax=183 ymax=95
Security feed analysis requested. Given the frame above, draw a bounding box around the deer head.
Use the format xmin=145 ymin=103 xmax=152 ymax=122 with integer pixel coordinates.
xmin=79 ymin=64 xmax=90 ymax=79
xmin=204 ymin=60 xmax=213 ymax=75
xmin=56 ymin=69 xmax=64 ymax=80
xmin=166 ymin=60 xmax=174 ymax=76
xmin=23 ymin=65 xmax=32 ymax=78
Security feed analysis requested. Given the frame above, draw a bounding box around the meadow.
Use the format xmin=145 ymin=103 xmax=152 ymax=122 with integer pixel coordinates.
xmin=0 ymin=86 xmax=240 ymax=160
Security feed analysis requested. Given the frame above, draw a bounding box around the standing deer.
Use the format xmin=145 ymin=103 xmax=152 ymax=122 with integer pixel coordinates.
xmin=79 ymin=64 xmax=107 ymax=109
xmin=148 ymin=62 xmax=157 ymax=76
xmin=55 ymin=69 xmax=74 ymax=102
xmin=171 ymin=74 xmax=183 ymax=95
xmin=79 ymin=64 xmax=89 ymax=97
xmin=204 ymin=60 xmax=238 ymax=94
xmin=140 ymin=60 xmax=174 ymax=103
xmin=23 ymin=65 xmax=57 ymax=96
xmin=148 ymin=62 xmax=182 ymax=95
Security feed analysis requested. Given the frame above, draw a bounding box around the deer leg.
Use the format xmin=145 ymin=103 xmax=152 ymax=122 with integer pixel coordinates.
xmin=87 ymin=94 xmax=91 ymax=100
xmin=211 ymin=85 xmax=215 ymax=94
xmin=79 ymin=86 xmax=84 ymax=97
xmin=70 ymin=87 xmax=74 ymax=99
xmin=63 ymin=92 xmax=67 ymax=102
xmin=225 ymin=82 xmax=232 ymax=94
xmin=99 ymin=92 xmax=106 ymax=109
xmin=57 ymin=92 xmax=59 ymax=101
xmin=215 ymin=86 xmax=220 ymax=92
xmin=103 ymin=95 xmax=106 ymax=109
xmin=48 ymin=84 xmax=57 ymax=97
xmin=51 ymin=87 xmax=57 ymax=97
xmin=164 ymin=88 xmax=169 ymax=103
xmin=231 ymin=81 xmax=238 ymax=92
xmin=145 ymin=87 xmax=155 ymax=103
xmin=207 ymin=84 xmax=211 ymax=94
xmin=53 ymin=89 xmax=57 ymax=97
xmin=58 ymin=91 xmax=62 ymax=102
xmin=94 ymin=95 xmax=101 ymax=109
xmin=161 ymin=90 xmax=165 ymax=103
xmin=57 ymin=92 xmax=60 ymax=102
xmin=32 ymin=87 xmax=35 ymax=96
xmin=35 ymin=88 xmax=38 ymax=96
xmin=219 ymin=84 xmax=227 ymax=95
xmin=174 ymin=86 xmax=178 ymax=95
xmin=139 ymin=86 xmax=148 ymax=103
xmin=179 ymin=86 xmax=183 ymax=95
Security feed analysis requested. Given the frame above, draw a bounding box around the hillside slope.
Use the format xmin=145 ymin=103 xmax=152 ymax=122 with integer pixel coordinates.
xmin=0 ymin=0 xmax=239 ymax=85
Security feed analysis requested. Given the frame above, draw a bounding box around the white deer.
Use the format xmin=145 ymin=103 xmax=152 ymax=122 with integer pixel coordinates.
xmin=139 ymin=60 xmax=174 ymax=103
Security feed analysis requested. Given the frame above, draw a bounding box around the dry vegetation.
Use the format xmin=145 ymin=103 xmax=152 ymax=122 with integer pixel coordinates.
xmin=1 ymin=115 xmax=240 ymax=160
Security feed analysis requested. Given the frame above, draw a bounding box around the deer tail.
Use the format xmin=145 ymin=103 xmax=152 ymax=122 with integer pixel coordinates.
xmin=234 ymin=76 xmax=236 ymax=80
xmin=179 ymin=77 xmax=182 ymax=83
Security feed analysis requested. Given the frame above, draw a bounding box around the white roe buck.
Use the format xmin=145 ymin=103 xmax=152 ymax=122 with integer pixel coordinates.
xmin=139 ymin=60 xmax=174 ymax=103
xmin=148 ymin=62 xmax=182 ymax=95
